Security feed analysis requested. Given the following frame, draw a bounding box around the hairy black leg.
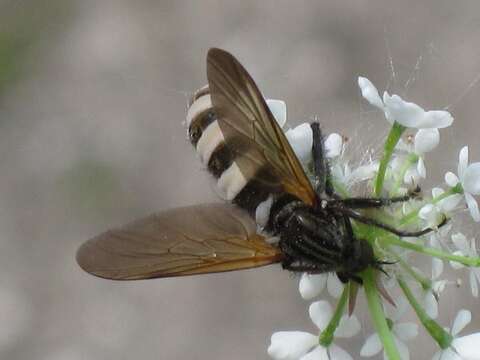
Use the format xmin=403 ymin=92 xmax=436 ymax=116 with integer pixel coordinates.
xmin=340 ymin=208 xmax=447 ymax=237
xmin=311 ymin=122 xmax=327 ymax=195
xmin=329 ymin=187 xmax=420 ymax=209
xmin=282 ymin=262 xmax=337 ymax=274
xmin=342 ymin=215 xmax=355 ymax=247
xmin=311 ymin=122 xmax=340 ymax=198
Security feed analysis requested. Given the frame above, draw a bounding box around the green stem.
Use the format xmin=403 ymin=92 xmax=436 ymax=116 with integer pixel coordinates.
xmin=399 ymin=184 xmax=463 ymax=226
xmin=398 ymin=278 xmax=452 ymax=349
xmin=382 ymin=236 xmax=480 ymax=266
xmin=363 ymin=268 xmax=401 ymax=360
xmin=319 ymin=285 xmax=348 ymax=346
xmin=375 ymin=122 xmax=406 ymax=196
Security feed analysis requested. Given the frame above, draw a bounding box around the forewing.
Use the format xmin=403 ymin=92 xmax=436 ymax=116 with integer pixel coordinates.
xmin=76 ymin=204 xmax=282 ymax=280
xmin=207 ymin=48 xmax=316 ymax=206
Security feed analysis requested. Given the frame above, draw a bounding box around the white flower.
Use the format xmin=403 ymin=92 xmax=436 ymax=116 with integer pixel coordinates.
xmin=393 ymin=129 xmax=440 ymax=184
xmin=266 ymin=99 xmax=314 ymax=164
xmin=299 ymin=273 xmax=344 ymax=300
xmin=451 ymin=332 xmax=480 ymax=360
xmin=445 ymin=146 xmax=480 ymax=222
xmin=286 ymin=123 xmax=313 ymax=164
xmin=358 ymin=77 xmax=453 ymax=129
xmin=325 ymin=133 xmax=343 ymax=159
xmin=268 ymin=301 xmax=360 ymax=360
xmin=419 ymin=188 xmax=462 ymax=229
xmin=360 ymin=300 xmax=418 ymax=360
xmin=267 ymin=99 xmax=287 ymax=128
xmin=433 ymin=309 xmax=480 ymax=360
xmin=419 ymin=256 xmax=447 ymax=319
xmin=450 ymin=232 xmax=480 ymax=297
xmin=330 ymin=161 xmax=379 ymax=190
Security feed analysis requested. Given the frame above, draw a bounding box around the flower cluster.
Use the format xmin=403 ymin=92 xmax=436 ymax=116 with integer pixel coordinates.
xmin=266 ymin=78 xmax=480 ymax=359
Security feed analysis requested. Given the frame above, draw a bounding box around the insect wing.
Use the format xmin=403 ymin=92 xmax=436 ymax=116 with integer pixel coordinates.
xmin=76 ymin=204 xmax=282 ymax=280
xmin=207 ymin=48 xmax=317 ymax=206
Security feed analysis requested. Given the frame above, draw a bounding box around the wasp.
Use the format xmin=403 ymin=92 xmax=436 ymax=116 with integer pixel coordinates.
xmin=77 ymin=48 xmax=439 ymax=284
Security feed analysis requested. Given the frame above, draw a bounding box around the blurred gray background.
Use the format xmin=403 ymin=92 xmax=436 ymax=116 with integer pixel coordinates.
xmin=1 ymin=0 xmax=480 ymax=359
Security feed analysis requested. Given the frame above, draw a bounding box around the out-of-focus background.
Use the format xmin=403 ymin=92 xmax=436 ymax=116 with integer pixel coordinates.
xmin=1 ymin=1 xmax=480 ymax=359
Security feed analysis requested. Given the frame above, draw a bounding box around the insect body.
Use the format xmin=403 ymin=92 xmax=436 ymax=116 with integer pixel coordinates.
xmin=77 ymin=48 xmax=438 ymax=283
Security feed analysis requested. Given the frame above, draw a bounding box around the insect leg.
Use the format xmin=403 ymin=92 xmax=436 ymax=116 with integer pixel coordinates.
xmin=340 ymin=208 xmax=447 ymax=237
xmin=310 ymin=122 xmax=333 ymax=195
xmin=330 ymin=186 xmax=421 ymax=209
xmin=282 ymin=262 xmax=337 ymax=274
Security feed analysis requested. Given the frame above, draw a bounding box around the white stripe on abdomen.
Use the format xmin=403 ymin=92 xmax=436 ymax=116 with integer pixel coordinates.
xmin=196 ymin=121 xmax=224 ymax=164
xmin=217 ymin=162 xmax=248 ymax=201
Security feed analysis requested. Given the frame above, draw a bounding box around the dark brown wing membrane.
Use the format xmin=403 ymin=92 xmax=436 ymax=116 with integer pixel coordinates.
xmin=76 ymin=204 xmax=282 ymax=280
xmin=207 ymin=48 xmax=316 ymax=206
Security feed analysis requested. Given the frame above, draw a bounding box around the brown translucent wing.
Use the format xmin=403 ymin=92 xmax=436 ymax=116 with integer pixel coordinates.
xmin=207 ymin=48 xmax=316 ymax=206
xmin=76 ymin=204 xmax=282 ymax=280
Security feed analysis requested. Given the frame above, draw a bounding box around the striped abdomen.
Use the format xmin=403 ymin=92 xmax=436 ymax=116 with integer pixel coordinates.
xmin=186 ymin=86 xmax=279 ymax=215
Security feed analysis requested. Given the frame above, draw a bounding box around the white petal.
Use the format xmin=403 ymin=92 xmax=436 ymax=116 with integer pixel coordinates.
xmin=382 ymin=93 xmax=426 ymax=128
xmin=437 ymin=348 xmax=463 ymax=360
xmin=394 ymin=338 xmax=410 ymax=360
xmin=459 ymin=146 xmax=469 ymax=180
xmin=432 ymin=257 xmax=444 ymax=279
xmin=432 ymin=280 xmax=448 ymax=294
xmin=469 ymin=271 xmax=478 ymax=298
xmin=424 ymin=292 xmax=439 ymax=319
xmin=419 ymin=204 xmax=441 ymax=228
xmin=432 ymin=187 xmax=445 ymax=198
xmin=393 ymin=323 xmax=418 ymax=342
xmin=328 ymin=344 xmax=354 ymax=360
xmin=462 ymin=163 xmax=480 ymax=195
xmin=358 ymin=77 xmax=385 ymax=110
xmin=331 ymin=163 xmax=345 ymax=184
xmin=472 ymin=239 xmax=478 ymax=256
xmin=419 ymin=110 xmax=454 ymax=129
xmin=348 ymin=162 xmax=379 ymax=185
xmin=403 ymin=167 xmax=419 ymax=185
xmin=417 ymin=157 xmax=426 ymax=178
xmin=395 ymin=138 xmax=412 ymax=153
xmin=452 ymin=333 xmax=480 ymax=360
xmin=360 ymin=333 xmax=383 ymax=357
xmin=474 ymin=268 xmax=480 ymax=285
xmin=414 ymin=128 xmax=440 ymax=154
xmin=452 ymin=233 xmax=469 ymax=252
xmin=309 ymin=301 xmax=333 ymax=331
xmin=268 ymin=331 xmax=318 ymax=360
xmin=335 ymin=315 xmax=361 ymax=338
xmin=452 ymin=309 xmax=472 ymax=336
xmin=439 ymin=194 xmax=462 ymax=212
xmin=285 ymin=123 xmax=313 ymax=163
xmin=327 ymin=274 xmax=343 ymax=299
xmin=445 ymin=172 xmax=460 ymax=187
xmin=299 ymin=273 xmax=327 ymax=300
xmin=325 ymin=133 xmax=343 ymax=158
xmin=267 ymin=99 xmax=287 ymax=128
xmin=419 ymin=204 xmax=435 ymax=219
xmin=465 ymin=192 xmax=480 ymax=222
xmin=391 ymin=297 xmax=409 ymax=320
xmin=299 ymin=346 xmax=328 ymax=360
